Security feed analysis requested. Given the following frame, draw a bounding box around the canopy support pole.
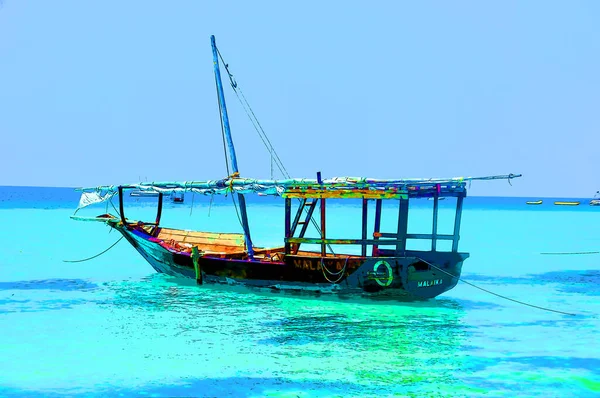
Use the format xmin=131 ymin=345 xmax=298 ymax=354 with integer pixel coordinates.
xmin=372 ymin=199 xmax=382 ymax=256
xmin=396 ymin=198 xmax=409 ymax=255
xmin=452 ymin=194 xmax=464 ymax=252
xmin=284 ymin=197 xmax=291 ymax=255
xmin=361 ymin=199 xmax=368 ymax=257
xmin=320 ymin=198 xmax=326 ymax=257
xmin=118 ymin=186 xmax=126 ymax=226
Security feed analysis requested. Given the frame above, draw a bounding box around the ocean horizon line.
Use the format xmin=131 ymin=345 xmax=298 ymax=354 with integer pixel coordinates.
xmin=0 ymin=184 xmax=596 ymax=201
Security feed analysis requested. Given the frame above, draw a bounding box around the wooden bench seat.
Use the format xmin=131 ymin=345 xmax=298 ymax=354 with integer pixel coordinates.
xmin=157 ymin=228 xmax=246 ymax=254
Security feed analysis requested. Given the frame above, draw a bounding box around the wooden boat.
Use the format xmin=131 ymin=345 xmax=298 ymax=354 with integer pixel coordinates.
xmin=554 ymin=201 xmax=580 ymax=206
xmin=72 ymin=36 xmax=521 ymax=300
xmin=590 ymin=192 xmax=600 ymax=206
xmin=170 ymin=191 xmax=184 ymax=203
xmin=526 ymin=200 xmax=543 ymax=205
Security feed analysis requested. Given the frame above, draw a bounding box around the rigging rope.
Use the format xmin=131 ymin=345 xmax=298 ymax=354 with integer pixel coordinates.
xmin=63 ymin=236 xmax=124 ymax=263
xmin=216 ymin=45 xmax=335 ymax=255
xmin=217 ymin=48 xmax=289 ymax=178
xmin=110 ymin=196 xmax=120 ymax=217
xmin=422 ymin=260 xmax=577 ymax=316
xmin=230 ymin=193 xmax=245 ymax=231
xmin=215 ymin=78 xmax=231 ymax=176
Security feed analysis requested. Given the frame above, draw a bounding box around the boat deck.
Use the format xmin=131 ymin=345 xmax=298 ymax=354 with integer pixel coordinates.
xmin=139 ymin=225 xmax=358 ymax=260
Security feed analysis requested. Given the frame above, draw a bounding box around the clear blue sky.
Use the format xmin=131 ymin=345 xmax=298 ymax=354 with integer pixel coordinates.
xmin=0 ymin=1 xmax=598 ymax=197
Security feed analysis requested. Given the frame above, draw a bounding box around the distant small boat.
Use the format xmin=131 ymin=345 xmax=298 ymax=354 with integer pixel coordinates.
xmin=526 ymin=200 xmax=543 ymax=205
xmin=590 ymin=191 xmax=600 ymax=206
xmin=170 ymin=192 xmax=185 ymax=203
xmin=554 ymin=201 xmax=580 ymax=206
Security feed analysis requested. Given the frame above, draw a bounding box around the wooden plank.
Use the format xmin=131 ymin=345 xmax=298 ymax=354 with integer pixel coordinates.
xmin=157 ymin=229 xmax=245 ymax=247
xmin=283 ymin=189 xmax=408 ymax=199
xmin=378 ymin=232 xmax=454 ymax=240
xmin=70 ymin=215 xmax=119 ymax=223
xmin=287 ymin=237 xmax=400 ymax=246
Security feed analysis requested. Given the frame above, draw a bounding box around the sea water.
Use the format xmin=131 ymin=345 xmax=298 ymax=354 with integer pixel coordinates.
xmin=0 ymin=187 xmax=598 ymax=397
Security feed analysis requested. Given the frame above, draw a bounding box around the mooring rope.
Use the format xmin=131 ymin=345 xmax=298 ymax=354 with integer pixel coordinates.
xmin=63 ymin=236 xmax=124 ymax=263
xmin=422 ymin=260 xmax=577 ymax=316
xmin=540 ymin=251 xmax=599 ymax=255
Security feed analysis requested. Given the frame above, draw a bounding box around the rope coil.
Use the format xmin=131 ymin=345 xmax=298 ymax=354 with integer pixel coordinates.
xmin=320 ymin=257 xmax=349 ymax=284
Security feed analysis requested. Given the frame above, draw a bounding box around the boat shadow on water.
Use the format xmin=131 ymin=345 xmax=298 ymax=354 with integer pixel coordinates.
xmin=129 ymin=273 xmax=501 ymax=312
xmin=0 ymin=278 xmax=99 ymax=292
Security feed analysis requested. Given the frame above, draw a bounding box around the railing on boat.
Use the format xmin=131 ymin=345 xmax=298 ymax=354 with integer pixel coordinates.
xmin=283 ymin=191 xmax=465 ymax=258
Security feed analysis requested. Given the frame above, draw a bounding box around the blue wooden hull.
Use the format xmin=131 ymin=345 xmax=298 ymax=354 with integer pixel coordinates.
xmin=115 ymin=223 xmax=468 ymax=300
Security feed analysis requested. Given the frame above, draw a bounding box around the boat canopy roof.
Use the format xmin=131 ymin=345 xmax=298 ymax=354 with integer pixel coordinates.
xmin=75 ymin=174 xmax=520 ymax=210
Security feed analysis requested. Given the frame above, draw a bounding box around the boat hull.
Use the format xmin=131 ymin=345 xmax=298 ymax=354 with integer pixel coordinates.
xmin=526 ymin=200 xmax=543 ymax=205
xmin=117 ymin=224 xmax=467 ymax=300
xmin=554 ymin=201 xmax=580 ymax=206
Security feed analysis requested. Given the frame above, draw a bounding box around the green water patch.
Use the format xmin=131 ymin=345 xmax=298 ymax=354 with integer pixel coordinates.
xmin=0 ymin=279 xmax=99 ymax=291
xmin=0 ymin=376 xmax=374 ymax=397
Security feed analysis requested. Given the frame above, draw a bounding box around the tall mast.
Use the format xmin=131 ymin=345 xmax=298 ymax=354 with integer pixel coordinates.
xmin=211 ymin=35 xmax=254 ymax=258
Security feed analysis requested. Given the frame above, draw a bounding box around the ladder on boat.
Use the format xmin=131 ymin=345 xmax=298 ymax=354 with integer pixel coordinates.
xmin=289 ymin=198 xmax=319 ymax=255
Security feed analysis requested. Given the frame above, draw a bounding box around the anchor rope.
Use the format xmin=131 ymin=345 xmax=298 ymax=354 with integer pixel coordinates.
xmin=421 ymin=259 xmax=577 ymax=316
xmin=63 ymin=236 xmax=124 ymax=263
xmin=540 ymin=251 xmax=599 ymax=255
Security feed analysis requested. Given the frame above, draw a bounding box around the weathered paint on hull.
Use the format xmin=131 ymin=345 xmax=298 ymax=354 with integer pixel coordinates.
xmin=117 ymin=226 xmax=467 ymax=300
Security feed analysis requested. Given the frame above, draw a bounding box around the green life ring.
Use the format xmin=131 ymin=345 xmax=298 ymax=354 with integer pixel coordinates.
xmin=373 ymin=260 xmax=393 ymax=287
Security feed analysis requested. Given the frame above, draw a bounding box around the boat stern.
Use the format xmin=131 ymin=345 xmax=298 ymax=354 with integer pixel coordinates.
xmin=344 ymin=252 xmax=469 ymax=299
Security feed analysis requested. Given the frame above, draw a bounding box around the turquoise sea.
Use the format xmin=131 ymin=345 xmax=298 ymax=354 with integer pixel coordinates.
xmin=0 ymin=186 xmax=599 ymax=397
